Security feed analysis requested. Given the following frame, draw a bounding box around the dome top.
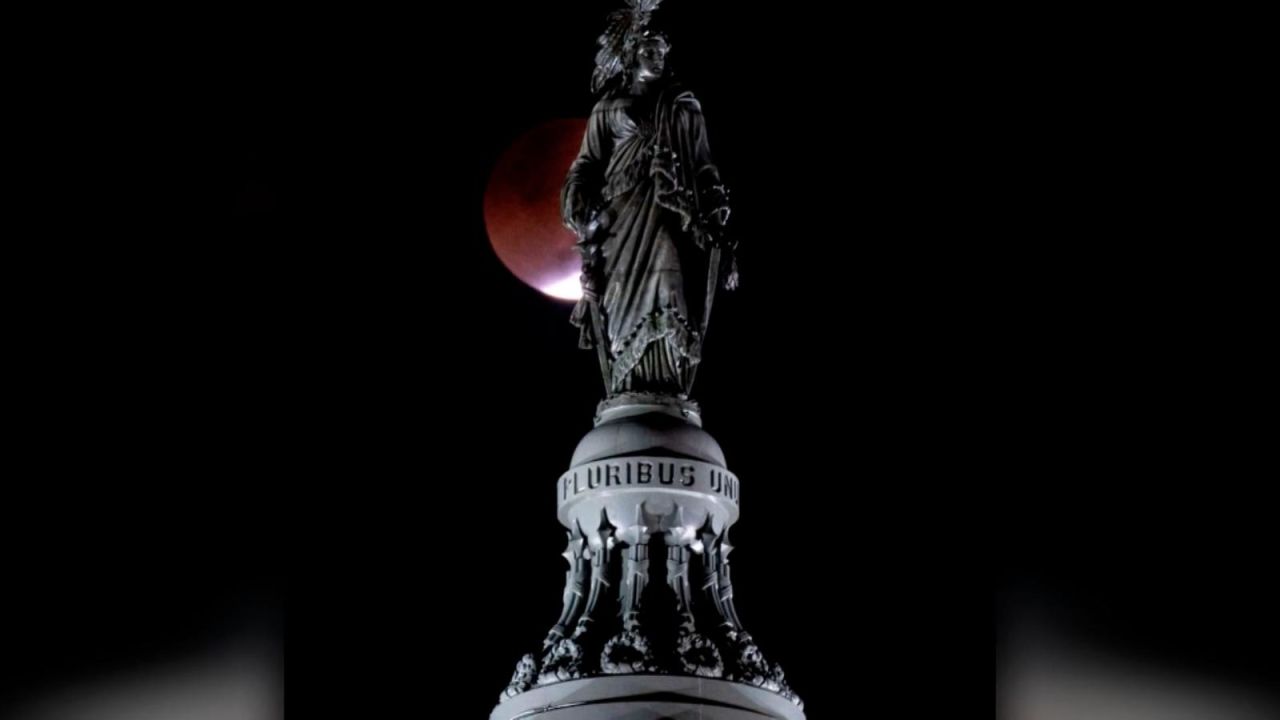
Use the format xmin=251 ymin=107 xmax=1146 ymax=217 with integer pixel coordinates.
xmin=571 ymin=410 xmax=726 ymax=467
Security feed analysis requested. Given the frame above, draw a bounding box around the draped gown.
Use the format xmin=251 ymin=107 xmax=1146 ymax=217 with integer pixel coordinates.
xmin=563 ymin=78 xmax=726 ymax=395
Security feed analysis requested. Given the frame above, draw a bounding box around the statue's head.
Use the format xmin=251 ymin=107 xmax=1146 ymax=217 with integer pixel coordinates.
xmin=591 ymin=1 xmax=672 ymax=95
xmin=629 ymin=32 xmax=670 ymax=83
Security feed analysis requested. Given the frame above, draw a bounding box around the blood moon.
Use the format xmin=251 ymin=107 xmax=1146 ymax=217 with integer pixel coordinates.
xmin=484 ymin=118 xmax=588 ymax=301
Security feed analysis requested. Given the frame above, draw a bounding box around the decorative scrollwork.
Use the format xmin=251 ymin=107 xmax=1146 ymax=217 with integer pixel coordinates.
xmin=539 ymin=636 xmax=589 ymax=684
xmin=501 ymin=502 xmax=800 ymax=708
xmin=499 ymin=653 xmax=539 ymax=703
xmin=676 ymin=630 xmax=724 ymax=677
xmin=600 ymin=627 xmax=661 ymax=674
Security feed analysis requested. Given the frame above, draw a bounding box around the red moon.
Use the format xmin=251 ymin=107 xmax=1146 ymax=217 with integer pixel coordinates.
xmin=484 ymin=118 xmax=588 ymax=301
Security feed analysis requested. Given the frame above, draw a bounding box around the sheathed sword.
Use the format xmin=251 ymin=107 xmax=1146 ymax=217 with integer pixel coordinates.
xmin=586 ymin=291 xmax=611 ymax=390
xmin=576 ymin=217 xmax=613 ymax=391
xmin=686 ymin=243 xmax=721 ymax=395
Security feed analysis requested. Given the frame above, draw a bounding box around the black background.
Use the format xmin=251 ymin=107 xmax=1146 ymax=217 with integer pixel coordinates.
xmin=5 ymin=2 xmax=1273 ymax=718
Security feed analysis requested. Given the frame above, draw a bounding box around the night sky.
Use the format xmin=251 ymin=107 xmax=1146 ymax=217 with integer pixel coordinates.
xmin=5 ymin=3 xmax=1274 ymax=719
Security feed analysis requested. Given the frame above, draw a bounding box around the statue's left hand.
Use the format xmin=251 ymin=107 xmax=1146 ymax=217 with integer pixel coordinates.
xmin=723 ymin=255 xmax=740 ymax=291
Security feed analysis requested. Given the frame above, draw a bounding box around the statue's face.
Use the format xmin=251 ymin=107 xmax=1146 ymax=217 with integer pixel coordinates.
xmin=634 ymin=37 xmax=669 ymax=81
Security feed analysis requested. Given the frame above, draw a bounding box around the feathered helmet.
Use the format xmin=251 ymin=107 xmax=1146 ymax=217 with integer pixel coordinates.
xmin=591 ymin=0 xmax=668 ymax=94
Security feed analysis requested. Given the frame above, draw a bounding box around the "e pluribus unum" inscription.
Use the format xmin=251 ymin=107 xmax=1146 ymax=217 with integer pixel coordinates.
xmin=559 ymin=459 xmax=739 ymax=503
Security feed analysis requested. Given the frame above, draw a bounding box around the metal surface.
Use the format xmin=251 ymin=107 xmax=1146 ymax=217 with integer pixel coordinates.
xmin=494 ymin=2 xmax=802 ymax=716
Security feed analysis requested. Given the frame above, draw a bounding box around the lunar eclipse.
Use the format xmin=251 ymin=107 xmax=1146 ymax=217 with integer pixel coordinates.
xmin=484 ymin=118 xmax=588 ymax=301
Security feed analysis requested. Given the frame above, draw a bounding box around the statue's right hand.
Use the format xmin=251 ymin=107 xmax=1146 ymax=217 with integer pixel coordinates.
xmin=579 ymin=207 xmax=613 ymax=243
xmin=592 ymin=207 xmax=614 ymax=232
xmin=577 ymin=240 xmax=603 ymax=266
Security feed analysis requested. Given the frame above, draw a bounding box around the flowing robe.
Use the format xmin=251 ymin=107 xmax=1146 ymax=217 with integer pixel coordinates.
xmin=563 ymin=79 xmax=726 ymax=394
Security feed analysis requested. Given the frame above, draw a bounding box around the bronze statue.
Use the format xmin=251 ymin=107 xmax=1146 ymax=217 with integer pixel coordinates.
xmin=495 ymin=6 xmax=804 ymax=715
xmin=563 ymin=0 xmax=736 ymax=398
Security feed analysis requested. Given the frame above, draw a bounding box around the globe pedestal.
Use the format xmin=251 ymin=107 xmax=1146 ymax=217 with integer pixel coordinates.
xmin=492 ymin=396 xmax=804 ymax=720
